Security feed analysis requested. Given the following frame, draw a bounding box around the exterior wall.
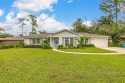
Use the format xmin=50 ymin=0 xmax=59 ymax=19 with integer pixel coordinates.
xmin=90 ymin=37 xmax=108 ymax=47
xmin=24 ymin=39 xmax=31 ymax=45
xmin=24 ymin=38 xmax=46 ymax=45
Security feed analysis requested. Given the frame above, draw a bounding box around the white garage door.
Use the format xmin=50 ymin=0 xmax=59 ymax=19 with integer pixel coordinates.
xmin=91 ymin=38 xmax=107 ymax=47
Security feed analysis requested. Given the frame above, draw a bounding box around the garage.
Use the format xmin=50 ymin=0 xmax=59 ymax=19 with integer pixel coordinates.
xmin=91 ymin=37 xmax=108 ymax=47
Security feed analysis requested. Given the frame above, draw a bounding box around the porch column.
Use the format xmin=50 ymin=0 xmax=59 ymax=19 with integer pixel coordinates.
xmin=50 ymin=37 xmax=53 ymax=47
xmin=59 ymin=37 xmax=62 ymax=45
xmin=30 ymin=39 xmax=32 ymax=45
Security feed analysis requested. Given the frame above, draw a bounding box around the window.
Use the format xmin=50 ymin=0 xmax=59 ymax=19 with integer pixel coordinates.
xmin=65 ymin=38 xmax=74 ymax=46
xmin=85 ymin=38 xmax=88 ymax=44
xmin=37 ymin=39 xmax=40 ymax=44
xmin=54 ymin=38 xmax=59 ymax=44
xmin=48 ymin=38 xmax=50 ymax=43
xmin=70 ymin=38 xmax=74 ymax=45
xmin=65 ymin=38 xmax=69 ymax=46
xmin=32 ymin=39 xmax=36 ymax=44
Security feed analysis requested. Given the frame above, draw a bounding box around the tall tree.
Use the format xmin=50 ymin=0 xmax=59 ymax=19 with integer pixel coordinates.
xmin=99 ymin=0 xmax=125 ymax=44
xmin=39 ymin=30 xmax=46 ymax=34
xmin=98 ymin=15 xmax=114 ymax=25
xmin=18 ymin=18 xmax=26 ymax=36
xmin=100 ymin=0 xmax=123 ymax=29
xmin=72 ymin=18 xmax=88 ymax=32
xmin=27 ymin=15 xmax=38 ymax=35
xmin=0 ymin=33 xmax=13 ymax=38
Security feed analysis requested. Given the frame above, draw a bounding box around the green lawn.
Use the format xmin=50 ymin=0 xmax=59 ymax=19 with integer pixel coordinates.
xmin=0 ymin=48 xmax=125 ymax=83
xmin=59 ymin=47 xmax=115 ymax=53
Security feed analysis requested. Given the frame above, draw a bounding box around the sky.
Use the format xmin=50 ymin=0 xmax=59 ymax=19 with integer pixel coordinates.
xmin=0 ymin=0 xmax=104 ymax=35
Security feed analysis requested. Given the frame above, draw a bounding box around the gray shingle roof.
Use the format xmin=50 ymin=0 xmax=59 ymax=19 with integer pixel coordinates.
xmin=23 ymin=29 xmax=110 ymax=39
xmin=0 ymin=37 xmax=24 ymax=41
xmin=23 ymin=33 xmax=53 ymax=38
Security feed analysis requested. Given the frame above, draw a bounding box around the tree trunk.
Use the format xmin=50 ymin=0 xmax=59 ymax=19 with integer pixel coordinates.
xmin=115 ymin=0 xmax=118 ymax=29
xmin=22 ymin=26 xmax=23 ymax=36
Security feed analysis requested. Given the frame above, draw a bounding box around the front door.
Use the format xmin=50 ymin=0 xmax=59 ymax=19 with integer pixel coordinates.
xmin=54 ymin=38 xmax=59 ymax=48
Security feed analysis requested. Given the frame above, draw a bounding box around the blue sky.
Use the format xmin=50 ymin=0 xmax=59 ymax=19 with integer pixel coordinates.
xmin=0 ymin=0 xmax=104 ymax=35
xmin=53 ymin=0 xmax=104 ymax=25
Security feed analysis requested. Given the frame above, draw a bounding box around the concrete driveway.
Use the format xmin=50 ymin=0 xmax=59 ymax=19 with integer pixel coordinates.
xmin=98 ymin=47 xmax=125 ymax=54
xmin=53 ymin=47 xmax=125 ymax=55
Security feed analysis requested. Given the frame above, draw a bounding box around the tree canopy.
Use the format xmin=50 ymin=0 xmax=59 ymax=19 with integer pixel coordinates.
xmin=27 ymin=15 xmax=38 ymax=35
xmin=72 ymin=18 xmax=89 ymax=32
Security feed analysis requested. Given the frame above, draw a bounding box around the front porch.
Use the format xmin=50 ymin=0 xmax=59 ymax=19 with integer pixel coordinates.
xmin=50 ymin=37 xmax=78 ymax=48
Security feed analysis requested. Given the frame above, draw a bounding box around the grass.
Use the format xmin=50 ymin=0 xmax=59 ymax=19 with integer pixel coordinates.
xmin=59 ymin=47 xmax=115 ymax=53
xmin=0 ymin=48 xmax=125 ymax=83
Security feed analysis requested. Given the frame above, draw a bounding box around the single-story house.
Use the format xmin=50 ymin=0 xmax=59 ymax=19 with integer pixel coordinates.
xmin=23 ymin=29 xmax=110 ymax=48
xmin=0 ymin=37 xmax=24 ymax=45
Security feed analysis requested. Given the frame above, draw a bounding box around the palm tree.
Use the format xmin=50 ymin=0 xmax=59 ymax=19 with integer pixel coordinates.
xmin=18 ymin=18 xmax=26 ymax=36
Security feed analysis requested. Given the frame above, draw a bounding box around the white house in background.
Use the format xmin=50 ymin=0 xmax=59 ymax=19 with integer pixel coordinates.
xmin=23 ymin=29 xmax=110 ymax=48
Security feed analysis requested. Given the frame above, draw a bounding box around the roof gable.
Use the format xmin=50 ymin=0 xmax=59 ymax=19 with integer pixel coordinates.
xmin=49 ymin=29 xmax=79 ymax=37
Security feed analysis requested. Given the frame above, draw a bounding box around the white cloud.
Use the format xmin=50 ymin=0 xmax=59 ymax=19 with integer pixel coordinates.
xmin=16 ymin=11 xmax=29 ymax=18
xmin=0 ymin=13 xmax=70 ymax=35
xmin=0 ymin=0 xmax=72 ymax=35
xmin=37 ymin=13 xmax=70 ymax=32
xmin=67 ymin=0 xmax=73 ymax=3
xmin=13 ymin=0 xmax=57 ymax=13
xmin=0 ymin=9 xmax=4 ymax=17
xmin=83 ymin=21 xmax=92 ymax=27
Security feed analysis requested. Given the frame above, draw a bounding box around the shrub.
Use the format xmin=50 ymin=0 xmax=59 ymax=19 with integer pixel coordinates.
xmin=0 ymin=45 xmax=14 ymax=49
xmin=15 ymin=41 xmax=25 ymax=48
xmin=108 ymin=41 xmax=121 ymax=47
xmin=41 ymin=40 xmax=52 ymax=49
xmin=84 ymin=44 xmax=95 ymax=47
xmin=67 ymin=44 xmax=75 ymax=49
xmin=108 ymin=42 xmax=114 ymax=47
xmin=23 ymin=45 xmax=42 ymax=48
xmin=57 ymin=45 xmax=63 ymax=49
xmin=77 ymin=44 xmax=83 ymax=48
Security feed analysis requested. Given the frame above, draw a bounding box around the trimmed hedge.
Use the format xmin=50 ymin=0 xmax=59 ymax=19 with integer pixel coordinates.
xmin=0 ymin=45 xmax=14 ymax=49
xmin=83 ymin=44 xmax=95 ymax=47
xmin=77 ymin=44 xmax=95 ymax=48
xmin=23 ymin=45 xmax=52 ymax=49
xmin=23 ymin=45 xmax=42 ymax=48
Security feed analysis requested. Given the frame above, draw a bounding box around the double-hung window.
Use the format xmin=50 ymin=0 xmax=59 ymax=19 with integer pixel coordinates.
xmin=65 ymin=38 xmax=74 ymax=46
xmin=65 ymin=38 xmax=69 ymax=46
xmin=70 ymin=38 xmax=74 ymax=45
xmin=32 ymin=39 xmax=36 ymax=44
xmin=37 ymin=39 xmax=40 ymax=44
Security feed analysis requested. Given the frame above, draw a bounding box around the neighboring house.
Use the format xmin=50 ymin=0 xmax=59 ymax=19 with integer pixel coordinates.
xmin=119 ymin=35 xmax=125 ymax=43
xmin=0 ymin=37 xmax=24 ymax=45
xmin=23 ymin=29 xmax=110 ymax=48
